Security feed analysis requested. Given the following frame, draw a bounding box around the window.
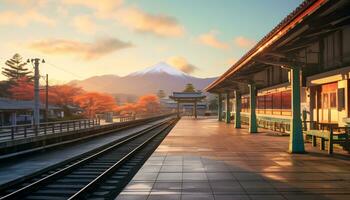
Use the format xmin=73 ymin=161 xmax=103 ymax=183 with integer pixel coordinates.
xmin=257 ymin=95 xmax=265 ymax=114
xmin=322 ymin=93 xmax=329 ymax=108
xmin=330 ymin=92 xmax=337 ymax=108
xmin=281 ymin=91 xmax=291 ymax=107
xmin=323 ymin=31 xmax=342 ymax=69
xmin=272 ymin=92 xmax=282 ymax=115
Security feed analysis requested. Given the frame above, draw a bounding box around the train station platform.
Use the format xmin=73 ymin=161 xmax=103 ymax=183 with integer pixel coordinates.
xmin=117 ymin=117 xmax=350 ymax=200
xmin=0 ymin=118 xmax=171 ymax=188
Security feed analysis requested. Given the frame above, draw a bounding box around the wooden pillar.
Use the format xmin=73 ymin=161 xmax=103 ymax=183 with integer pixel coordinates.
xmin=309 ymin=86 xmax=315 ymax=129
xmin=177 ymin=101 xmax=180 ymax=118
xmin=234 ymin=90 xmax=241 ymax=128
xmin=218 ymin=93 xmax=223 ymax=121
xmin=225 ymin=92 xmax=231 ymax=123
xmin=249 ymin=84 xmax=257 ymax=133
xmin=194 ymin=101 xmax=197 ymax=119
xmin=289 ymin=66 xmax=305 ymax=153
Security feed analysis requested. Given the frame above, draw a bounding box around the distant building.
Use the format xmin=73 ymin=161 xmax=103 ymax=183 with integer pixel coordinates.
xmin=0 ymin=98 xmax=63 ymax=126
xmin=160 ymin=98 xmax=207 ymax=116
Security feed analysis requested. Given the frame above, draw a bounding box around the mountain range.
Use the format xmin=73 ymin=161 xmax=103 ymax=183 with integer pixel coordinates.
xmin=70 ymin=62 xmax=217 ymax=97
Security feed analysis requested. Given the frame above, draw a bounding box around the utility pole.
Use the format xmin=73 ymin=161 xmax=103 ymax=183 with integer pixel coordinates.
xmin=45 ymin=74 xmax=49 ymax=122
xmin=28 ymin=58 xmax=45 ymax=134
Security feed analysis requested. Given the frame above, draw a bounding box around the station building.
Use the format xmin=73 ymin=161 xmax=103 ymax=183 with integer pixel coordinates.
xmin=206 ymin=0 xmax=350 ymax=153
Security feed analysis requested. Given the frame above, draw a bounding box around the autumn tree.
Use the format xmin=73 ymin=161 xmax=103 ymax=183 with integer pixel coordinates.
xmin=74 ymin=92 xmax=118 ymax=118
xmin=49 ymin=84 xmax=84 ymax=106
xmin=137 ymin=95 xmax=160 ymax=113
xmin=8 ymin=76 xmax=34 ymax=100
xmin=2 ymin=54 xmax=33 ymax=82
xmin=183 ymin=83 xmax=196 ymax=92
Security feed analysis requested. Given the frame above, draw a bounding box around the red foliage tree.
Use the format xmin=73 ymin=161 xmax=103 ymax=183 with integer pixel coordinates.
xmin=117 ymin=94 xmax=160 ymax=115
xmin=49 ymin=84 xmax=84 ymax=106
xmin=8 ymin=77 xmax=34 ymax=100
xmin=74 ymin=92 xmax=118 ymax=118
xmin=137 ymin=94 xmax=160 ymax=113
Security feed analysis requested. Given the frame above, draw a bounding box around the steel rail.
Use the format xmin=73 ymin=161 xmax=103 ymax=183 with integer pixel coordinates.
xmin=68 ymin=119 xmax=175 ymax=199
xmin=0 ymin=118 xmax=174 ymax=200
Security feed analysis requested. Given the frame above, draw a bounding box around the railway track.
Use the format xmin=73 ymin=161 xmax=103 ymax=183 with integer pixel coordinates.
xmin=0 ymin=117 xmax=177 ymax=200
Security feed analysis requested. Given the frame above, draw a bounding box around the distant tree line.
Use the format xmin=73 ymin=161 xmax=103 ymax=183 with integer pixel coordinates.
xmin=1 ymin=53 xmax=161 ymax=118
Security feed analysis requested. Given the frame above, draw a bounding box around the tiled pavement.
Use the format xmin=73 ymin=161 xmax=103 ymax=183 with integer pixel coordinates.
xmin=116 ymin=117 xmax=350 ymax=200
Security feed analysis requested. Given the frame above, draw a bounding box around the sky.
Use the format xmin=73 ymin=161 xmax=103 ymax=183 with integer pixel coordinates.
xmin=0 ymin=0 xmax=302 ymax=83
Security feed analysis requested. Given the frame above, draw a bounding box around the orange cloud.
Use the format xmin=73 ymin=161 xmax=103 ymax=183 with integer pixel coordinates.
xmin=71 ymin=15 xmax=98 ymax=34
xmin=198 ymin=31 xmax=229 ymax=49
xmin=167 ymin=56 xmax=197 ymax=74
xmin=116 ymin=7 xmax=185 ymax=37
xmin=0 ymin=10 xmax=55 ymax=27
xmin=62 ymin=0 xmax=123 ymax=18
xmin=4 ymin=0 xmax=47 ymax=7
xmin=233 ymin=36 xmax=256 ymax=48
xmin=28 ymin=37 xmax=132 ymax=60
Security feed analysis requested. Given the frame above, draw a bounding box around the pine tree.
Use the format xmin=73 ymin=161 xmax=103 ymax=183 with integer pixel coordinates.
xmin=2 ymin=54 xmax=33 ymax=82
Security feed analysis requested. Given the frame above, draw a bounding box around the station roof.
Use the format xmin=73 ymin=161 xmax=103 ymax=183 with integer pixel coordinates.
xmin=205 ymin=0 xmax=349 ymax=93
xmin=0 ymin=98 xmax=61 ymax=111
xmin=169 ymin=92 xmax=206 ymax=102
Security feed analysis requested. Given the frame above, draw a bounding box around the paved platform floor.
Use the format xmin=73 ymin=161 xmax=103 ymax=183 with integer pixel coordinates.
xmin=0 ymin=118 xmax=170 ymax=186
xmin=117 ymin=117 xmax=350 ymax=200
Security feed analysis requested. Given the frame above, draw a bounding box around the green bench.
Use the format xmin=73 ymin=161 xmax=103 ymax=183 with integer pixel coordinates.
xmin=303 ymin=129 xmax=349 ymax=154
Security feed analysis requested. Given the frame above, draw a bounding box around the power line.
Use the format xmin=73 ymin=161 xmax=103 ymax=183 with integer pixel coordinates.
xmin=45 ymin=61 xmax=84 ymax=79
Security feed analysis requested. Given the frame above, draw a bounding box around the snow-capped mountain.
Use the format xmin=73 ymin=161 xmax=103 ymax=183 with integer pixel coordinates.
xmin=70 ymin=62 xmax=217 ymax=96
xmin=128 ymin=62 xmax=189 ymax=77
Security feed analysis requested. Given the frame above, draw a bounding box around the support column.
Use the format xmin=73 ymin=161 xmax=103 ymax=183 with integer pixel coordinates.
xmin=218 ymin=93 xmax=223 ymax=121
xmin=234 ymin=90 xmax=241 ymax=128
xmin=249 ymin=84 xmax=257 ymax=133
xmin=225 ymin=92 xmax=231 ymax=123
xmin=289 ymin=66 xmax=305 ymax=153
xmin=194 ymin=101 xmax=198 ymax=119
xmin=11 ymin=112 xmax=17 ymax=126
xmin=177 ymin=101 xmax=180 ymax=118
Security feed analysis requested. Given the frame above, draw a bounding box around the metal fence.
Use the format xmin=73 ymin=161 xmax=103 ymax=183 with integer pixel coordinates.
xmin=0 ymin=119 xmax=100 ymax=141
xmin=0 ymin=112 xmax=175 ymax=142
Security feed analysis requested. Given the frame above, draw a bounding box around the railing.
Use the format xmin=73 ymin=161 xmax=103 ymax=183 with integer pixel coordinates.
xmin=0 ymin=119 xmax=100 ymax=142
xmin=0 ymin=112 xmax=176 ymax=142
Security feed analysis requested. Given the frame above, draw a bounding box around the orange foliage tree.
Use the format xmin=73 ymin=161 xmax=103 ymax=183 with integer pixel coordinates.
xmin=8 ymin=77 xmax=34 ymax=100
xmin=137 ymin=95 xmax=160 ymax=113
xmin=49 ymin=84 xmax=84 ymax=106
xmin=117 ymin=94 xmax=160 ymax=115
xmin=74 ymin=92 xmax=118 ymax=118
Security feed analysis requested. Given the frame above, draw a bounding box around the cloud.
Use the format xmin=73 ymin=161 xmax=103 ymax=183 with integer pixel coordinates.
xmin=62 ymin=0 xmax=123 ymax=18
xmin=0 ymin=10 xmax=55 ymax=27
xmin=4 ymin=0 xmax=47 ymax=7
xmin=233 ymin=36 xmax=256 ymax=48
xmin=198 ymin=31 xmax=229 ymax=50
xmin=71 ymin=15 xmax=98 ymax=34
xmin=198 ymin=31 xmax=229 ymax=49
xmin=167 ymin=56 xmax=197 ymax=74
xmin=116 ymin=7 xmax=185 ymax=37
xmin=28 ymin=37 xmax=133 ymax=60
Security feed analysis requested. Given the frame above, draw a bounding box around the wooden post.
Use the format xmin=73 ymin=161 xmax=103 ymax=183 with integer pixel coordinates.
xmin=234 ymin=90 xmax=241 ymax=128
xmin=328 ymin=127 xmax=333 ymax=154
xmin=194 ymin=101 xmax=197 ymax=119
xmin=225 ymin=92 xmax=230 ymax=123
xmin=177 ymin=101 xmax=180 ymax=118
xmin=218 ymin=93 xmax=223 ymax=121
